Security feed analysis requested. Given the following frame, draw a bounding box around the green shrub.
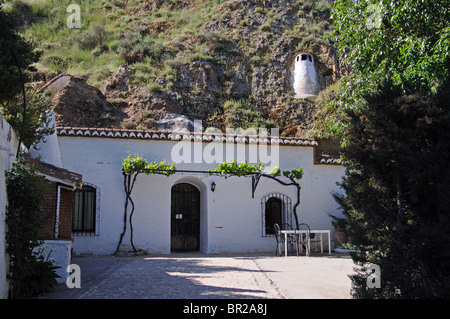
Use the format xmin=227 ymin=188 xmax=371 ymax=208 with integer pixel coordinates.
xmin=5 ymin=155 xmax=60 ymax=298
xmin=239 ymin=19 xmax=248 ymax=26
xmin=118 ymin=32 xmax=165 ymax=64
xmin=250 ymin=55 xmax=261 ymax=64
xmin=75 ymin=23 xmax=109 ymax=50
xmin=258 ymin=22 xmax=272 ymax=31
xmin=223 ymin=99 xmax=274 ymax=130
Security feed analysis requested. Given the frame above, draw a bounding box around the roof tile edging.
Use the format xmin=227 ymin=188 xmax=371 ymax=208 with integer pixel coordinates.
xmin=56 ymin=127 xmax=319 ymax=147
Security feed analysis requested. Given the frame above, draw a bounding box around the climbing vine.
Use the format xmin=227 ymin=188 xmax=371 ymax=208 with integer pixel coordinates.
xmin=118 ymin=155 xmax=304 ymax=254
xmin=211 ymin=160 xmax=264 ymax=177
xmin=122 ymin=154 xmax=176 ymax=176
xmin=212 ymin=160 xmax=304 ymax=226
xmin=116 ymin=154 xmax=176 ymax=254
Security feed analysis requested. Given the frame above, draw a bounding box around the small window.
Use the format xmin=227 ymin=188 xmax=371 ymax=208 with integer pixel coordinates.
xmin=301 ymin=54 xmax=307 ymax=61
xmin=73 ymin=185 xmax=97 ymax=235
xmin=308 ymin=55 xmax=312 ymax=62
xmin=261 ymin=193 xmax=293 ymax=237
xmin=265 ymin=198 xmax=282 ymax=235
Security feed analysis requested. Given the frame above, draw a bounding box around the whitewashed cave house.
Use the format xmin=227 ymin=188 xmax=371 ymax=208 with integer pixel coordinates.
xmin=32 ymin=118 xmax=345 ymax=255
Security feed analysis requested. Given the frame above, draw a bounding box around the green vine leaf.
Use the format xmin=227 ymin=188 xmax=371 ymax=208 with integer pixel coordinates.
xmin=212 ymin=160 xmax=264 ymax=176
xmin=122 ymin=154 xmax=176 ymax=176
xmin=270 ymin=165 xmax=281 ymax=177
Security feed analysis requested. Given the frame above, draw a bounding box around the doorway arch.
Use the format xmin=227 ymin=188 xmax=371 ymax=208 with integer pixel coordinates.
xmin=170 ymin=183 xmax=201 ymax=251
xmin=265 ymin=197 xmax=282 ymax=235
xmin=261 ymin=193 xmax=293 ymax=236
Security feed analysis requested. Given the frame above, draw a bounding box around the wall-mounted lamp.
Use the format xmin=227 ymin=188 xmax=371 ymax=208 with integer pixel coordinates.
xmin=211 ymin=182 xmax=216 ymax=192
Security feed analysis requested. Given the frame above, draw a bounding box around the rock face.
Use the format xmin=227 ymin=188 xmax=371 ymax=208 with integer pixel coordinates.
xmin=100 ymin=65 xmax=132 ymax=96
xmin=47 ymin=0 xmax=344 ymax=136
xmin=178 ymin=61 xmax=222 ymax=96
xmin=124 ymin=89 xmax=183 ymax=130
xmin=157 ymin=114 xmax=202 ymax=132
xmin=52 ymin=76 xmax=123 ymax=128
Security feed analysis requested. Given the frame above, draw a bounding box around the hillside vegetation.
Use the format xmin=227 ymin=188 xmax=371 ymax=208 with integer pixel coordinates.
xmin=5 ymin=0 xmax=341 ymax=136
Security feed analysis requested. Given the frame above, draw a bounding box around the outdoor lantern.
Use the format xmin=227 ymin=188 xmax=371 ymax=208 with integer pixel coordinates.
xmin=211 ymin=182 xmax=216 ymax=192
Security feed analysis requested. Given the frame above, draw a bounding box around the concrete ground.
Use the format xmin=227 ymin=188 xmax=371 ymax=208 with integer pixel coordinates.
xmin=255 ymin=254 xmax=355 ymax=299
xmin=39 ymin=252 xmax=356 ymax=299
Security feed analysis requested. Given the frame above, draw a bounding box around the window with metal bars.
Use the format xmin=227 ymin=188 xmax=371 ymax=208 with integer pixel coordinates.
xmin=261 ymin=193 xmax=292 ymax=237
xmin=72 ymin=185 xmax=97 ymax=235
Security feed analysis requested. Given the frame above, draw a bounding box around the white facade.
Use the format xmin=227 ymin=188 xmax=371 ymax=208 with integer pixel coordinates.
xmin=2 ymin=114 xmax=78 ymax=297
xmin=292 ymin=53 xmax=319 ymax=98
xmin=30 ymin=112 xmax=63 ymax=167
xmin=34 ymin=240 xmax=72 ymax=284
xmin=50 ymin=127 xmax=345 ymax=255
xmin=0 ymin=116 xmax=20 ymax=298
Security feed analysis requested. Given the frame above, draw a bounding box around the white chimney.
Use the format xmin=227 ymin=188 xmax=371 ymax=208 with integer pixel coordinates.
xmin=292 ymin=53 xmax=318 ymax=99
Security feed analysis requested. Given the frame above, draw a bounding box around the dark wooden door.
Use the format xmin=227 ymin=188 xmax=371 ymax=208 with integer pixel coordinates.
xmin=171 ymin=183 xmax=200 ymax=251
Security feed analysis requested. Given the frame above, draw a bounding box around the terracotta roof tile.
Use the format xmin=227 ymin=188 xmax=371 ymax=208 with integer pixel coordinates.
xmin=316 ymin=155 xmax=342 ymax=165
xmin=56 ymin=127 xmax=319 ymax=147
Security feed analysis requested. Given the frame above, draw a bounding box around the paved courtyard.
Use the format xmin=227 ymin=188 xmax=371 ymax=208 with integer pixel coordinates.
xmin=39 ymin=252 xmax=356 ymax=299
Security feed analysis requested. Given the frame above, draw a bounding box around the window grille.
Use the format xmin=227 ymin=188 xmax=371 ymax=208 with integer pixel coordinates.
xmin=73 ymin=183 xmax=100 ymax=236
xmin=261 ymin=193 xmax=292 ymax=237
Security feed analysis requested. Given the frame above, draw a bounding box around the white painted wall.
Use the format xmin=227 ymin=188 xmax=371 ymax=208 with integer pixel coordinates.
xmin=35 ymin=240 xmax=72 ymax=284
xmin=0 ymin=115 xmax=20 ymax=299
xmin=30 ymin=111 xmax=62 ymax=167
xmin=55 ymin=135 xmax=345 ymax=255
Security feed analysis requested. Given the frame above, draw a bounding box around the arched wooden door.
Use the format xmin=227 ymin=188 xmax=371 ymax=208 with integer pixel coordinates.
xmin=171 ymin=183 xmax=200 ymax=251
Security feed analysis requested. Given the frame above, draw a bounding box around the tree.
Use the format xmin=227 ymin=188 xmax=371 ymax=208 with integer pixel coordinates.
xmin=0 ymin=84 xmax=54 ymax=148
xmin=313 ymin=0 xmax=450 ymax=139
xmin=0 ymin=2 xmax=52 ymax=150
xmin=336 ymin=78 xmax=450 ymax=298
xmin=0 ymin=2 xmax=41 ymax=103
xmin=332 ymin=0 xmax=449 ymax=89
xmin=319 ymin=0 xmax=450 ymax=299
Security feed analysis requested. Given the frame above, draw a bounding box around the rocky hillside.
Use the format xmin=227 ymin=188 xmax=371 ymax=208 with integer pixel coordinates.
xmin=13 ymin=0 xmax=344 ymax=137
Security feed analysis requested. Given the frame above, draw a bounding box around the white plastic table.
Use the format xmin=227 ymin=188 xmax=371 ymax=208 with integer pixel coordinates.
xmin=281 ymin=230 xmax=331 ymax=256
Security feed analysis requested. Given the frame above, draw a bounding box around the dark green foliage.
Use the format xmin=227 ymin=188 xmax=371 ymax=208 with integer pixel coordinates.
xmin=0 ymin=2 xmax=41 ymax=103
xmin=315 ymin=0 xmax=450 ymax=139
xmin=327 ymin=0 xmax=450 ymax=298
xmin=336 ymin=78 xmax=450 ymax=298
xmin=0 ymin=2 xmax=52 ymax=149
xmin=0 ymin=84 xmax=54 ymax=148
xmin=5 ymin=155 xmax=60 ymax=298
xmin=331 ymin=0 xmax=450 ymax=91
